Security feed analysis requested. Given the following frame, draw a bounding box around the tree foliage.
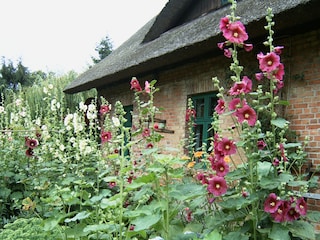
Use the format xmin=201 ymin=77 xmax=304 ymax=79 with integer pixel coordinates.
xmin=0 ymin=58 xmax=46 ymax=91
xmin=91 ymin=35 xmax=113 ymax=64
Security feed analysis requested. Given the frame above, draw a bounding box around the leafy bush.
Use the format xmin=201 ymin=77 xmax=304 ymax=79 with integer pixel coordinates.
xmin=0 ymin=217 xmax=60 ymax=240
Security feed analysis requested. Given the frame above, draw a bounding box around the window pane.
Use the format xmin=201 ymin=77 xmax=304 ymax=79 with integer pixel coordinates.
xmin=195 ymin=98 xmax=205 ymax=118
xmin=209 ymin=96 xmax=218 ymax=117
xmin=195 ymin=124 xmax=203 ymax=150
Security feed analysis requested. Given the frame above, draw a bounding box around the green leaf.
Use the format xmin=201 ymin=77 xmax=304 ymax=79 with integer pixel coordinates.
xmin=307 ymin=210 xmax=320 ymax=223
xmin=269 ymin=224 xmax=290 ymax=240
xmin=131 ymin=213 xmax=161 ymax=231
xmin=224 ymin=232 xmax=249 ymax=240
xmin=203 ymin=229 xmax=222 ymax=240
xmin=65 ymin=211 xmax=91 ymax=223
xmin=288 ymin=220 xmax=315 ymax=240
xmin=271 ymin=118 xmax=289 ymax=129
xmin=83 ymin=223 xmax=116 ymax=233
xmin=259 ymin=176 xmax=280 ymax=190
xmin=279 ymin=100 xmax=290 ymax=106
xmin=283 ymin=142 xmax=301 ymax=148
xmin=170 ymin=183 xmax=205 ymax=201
xmin=257 ymin=161 xmax=272 ymax=178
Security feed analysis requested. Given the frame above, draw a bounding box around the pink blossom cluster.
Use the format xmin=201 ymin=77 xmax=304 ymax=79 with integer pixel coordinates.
xmin=196 ymin=134 xmax=236 ymax=197
xmin=264 ymin=193 xmax=307 ymax=222
xmin=130 ymin=77 xmax=150 ymax=93
xmin=256 ymin=46 xmax=285 ymax=93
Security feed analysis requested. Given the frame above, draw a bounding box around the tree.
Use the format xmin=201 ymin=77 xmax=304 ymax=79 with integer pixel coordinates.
xmin=0 ymin=58 xmax=38 ymax=91
xmin=91 ymin=35 xmax=113 ymax=64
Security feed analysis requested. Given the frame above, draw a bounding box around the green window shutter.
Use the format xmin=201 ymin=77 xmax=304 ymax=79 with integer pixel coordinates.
xmin=191 ymin=92 xmax=218 ymax=151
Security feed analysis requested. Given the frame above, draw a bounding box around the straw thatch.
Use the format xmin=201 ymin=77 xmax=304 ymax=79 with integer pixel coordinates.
xmin=64 ymin=0 xmax=319 ymax=94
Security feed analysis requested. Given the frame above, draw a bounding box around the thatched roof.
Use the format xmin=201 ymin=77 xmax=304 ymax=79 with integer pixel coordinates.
xmin=64 ymin=0 xmax=320 ymax=94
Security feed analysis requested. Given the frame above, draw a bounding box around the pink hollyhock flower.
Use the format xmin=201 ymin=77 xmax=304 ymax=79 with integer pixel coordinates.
xmin=213 ymin=160 xmax=230 ymax=177
xmin=99 ymin=104 xmax=111 ymax=115
xmin=257 ymin=140 xmax=267 ymax=150
xmin=223 ymin=21 xmax=248 ymax=44
xmin=274 ymin=46 xmax=284 ymax=55
xmin=271 ymin=200 xmax=290 ymax=223
xmin=217 ymin=137 xmax=237 ymax=156
xmin=215 ymin=99 xmax=225 ymax=114
xmin=219 ymin=17 xmax=230 ymax=33
xmin=130 ymin=77 xmax=142 ymax=91
xmin=235 ymin=104 xmax=257 ymax=126
xmin=244 ymin=43 xmax=253 ymax=52
xmin=207 ymin=176 xmax=227 ymax=196
xmin=255 ymin=72 xmax=264 ymax=81
xmin=25 ymin=137 xmax=39 ymax=149
xmin=257 ymin=52 xmax=281 ymax=73
xmin=264 ymin=193 xmax=282 ymax=213
xmin=217 ymin=42 xmax=226 ymax=50
xmin=101 ymin=131 xmax=112 ymax=143
xmin=185 ymin=109 xmax=196 ymax=122
xmin=229 ymin=76 xmax=252 ymax=95
xmin=273 ymin=158 xmax=280 ymax=166
xmin=142 ymin=128 xmax=151 ymax=138
xmin=274 ymin=63 xmax=285 ymax=81
xmin=295 ymin=197 xmax=307 ymax=216
xmin=229 ymin=98 xmax=246 ymax=111
xmin=145 ymin=81 xmax=150 ymax=93
xmin=224 ymin=48 xmax=232 ymax=58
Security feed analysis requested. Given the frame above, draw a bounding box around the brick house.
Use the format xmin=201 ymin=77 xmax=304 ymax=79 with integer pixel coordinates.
xmin=64 ymin=0 xmax=320 ymax=230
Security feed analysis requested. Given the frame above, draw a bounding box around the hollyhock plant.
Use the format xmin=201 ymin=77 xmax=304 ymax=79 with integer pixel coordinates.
xmin=185 ymin=108 xmax=196 ymax=122
xmin=271 ymin=200 xmax=290 ymax=223
xmin=142 ymin=128 xmax=151 ymax=138
xmin=216 ymin=137 xmax=237 ymax=156
xmin=207 ymin=176 xmax=227 ymax=196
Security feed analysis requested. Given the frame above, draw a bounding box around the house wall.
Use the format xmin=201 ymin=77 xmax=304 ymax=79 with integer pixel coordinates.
xmin=99 ymin=27 xmax=320 ymax=231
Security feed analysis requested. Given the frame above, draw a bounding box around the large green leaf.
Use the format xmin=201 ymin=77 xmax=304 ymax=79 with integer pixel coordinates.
xmin=203 ymin=230 xmax=222 ymax=240
xmin=271 ymin=118 xmax=289 ymax=129
xmin=65 ymin=211 xmax=91 ymax=223
xmin=170 ymin=183 xmax=205 ymax=201
xmin=288 ymin=220 xmax=315 ymax=240
xmin=307 ymin=210 xmax=320 ymax=223
xmin=224 ymin=232 xmax=249 ymax=240
xmin=269 ymin=224 xmax=290 ymax=240
xmin=131 ymin=213 xmax=161 ymax=231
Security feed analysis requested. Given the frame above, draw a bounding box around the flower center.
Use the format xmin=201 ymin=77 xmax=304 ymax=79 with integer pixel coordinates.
xmin=270 ymin=202 xmax=275 ymax=207
xmin=216 ymin=184 xmax=221 ymax=189
xmin=300 ymin=205 xmax=304 ymax=209
xmin=220 ymin=167 xmax=224 ymax=171
xmin=225 ymin=145 xmax=230 ymax=150
xmin=233 ymin=32 xmax=239 ymax=38
xmin=267 ymin=60 xmax=273 ymax=66
xmin=244 ymin=113 xmax=250 ymax=119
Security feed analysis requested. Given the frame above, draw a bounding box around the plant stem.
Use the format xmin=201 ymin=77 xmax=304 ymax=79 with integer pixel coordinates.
xmin=118 ymin=127 xmax=126 ymax=240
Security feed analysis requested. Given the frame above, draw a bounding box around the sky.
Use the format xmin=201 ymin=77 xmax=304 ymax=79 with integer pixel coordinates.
xmin=0 ymin=0 xmax=168 ymax=74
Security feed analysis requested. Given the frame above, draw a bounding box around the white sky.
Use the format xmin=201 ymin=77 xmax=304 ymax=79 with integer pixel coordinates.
xmin=0 ymin=0 xmax=168 ymax=74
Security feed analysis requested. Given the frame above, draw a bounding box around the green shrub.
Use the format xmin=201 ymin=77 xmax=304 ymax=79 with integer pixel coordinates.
xmin=0 ymin=217 xmax=61 ymax=240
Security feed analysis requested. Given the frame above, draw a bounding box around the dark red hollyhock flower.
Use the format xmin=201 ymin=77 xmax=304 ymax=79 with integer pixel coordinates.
xmin=271 ymin=200 xmax=290 ymax=223
xmin=215 ymin=99 xmax=225 ymax=114
xmin=26 ymin=148 xmax=34 ymax=157
xmin=257 ymin=140 xmax=267 ymax=150
xmin=185 ymin=108 xmax=196 ymax=122
xmin=142 ymin=128 xmax=151 ymax=138
xmin=130 ymin=77 xmax=142 ymax=92
xmin=264 ymin=193 xmax=281 ymax=213
xmin=295 ymin=197 xmax=307 ymax=216
xmin=213 ymin=160 xmax=230 ymax=177
xmin=25 ymin=137 xmax=39 ymax=149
